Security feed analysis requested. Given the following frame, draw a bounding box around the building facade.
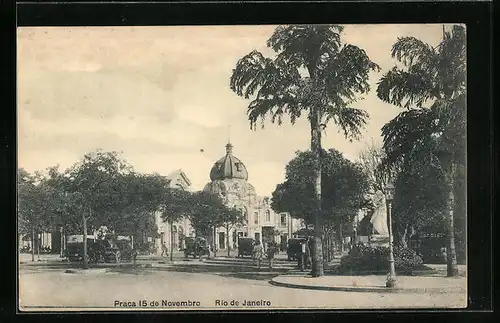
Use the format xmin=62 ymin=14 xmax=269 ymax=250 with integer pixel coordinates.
xmin=203 ymin=143 xmax=303 ymax=251
xmin=153 ymin=169 xmax=194 ymax=255
xmin=153 ymin=143 xmax=304 ymax=254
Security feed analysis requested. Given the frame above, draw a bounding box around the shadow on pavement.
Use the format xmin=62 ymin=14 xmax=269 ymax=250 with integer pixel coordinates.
xmin=217 ymin=271 xmax=284 ymax=281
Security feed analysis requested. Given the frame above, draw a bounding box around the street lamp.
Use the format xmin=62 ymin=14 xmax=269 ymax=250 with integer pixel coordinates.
xmin=385 ymin=183 xmax=396 ymax=288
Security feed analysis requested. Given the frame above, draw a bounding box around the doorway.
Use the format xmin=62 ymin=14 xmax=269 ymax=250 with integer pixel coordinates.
xmin=280 ymin=234 xmax=288 ymax=251
xmin=262 ymin=226 xmax=274 ymax=244
xmin=218 ymin=232 xmax=226 ymax=250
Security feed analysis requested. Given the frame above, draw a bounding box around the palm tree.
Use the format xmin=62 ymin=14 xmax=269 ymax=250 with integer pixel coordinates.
xmin=377 ymin=25 xmax=466 ymax=277
xmin=230 ymin=25 xmax=379 ymax=277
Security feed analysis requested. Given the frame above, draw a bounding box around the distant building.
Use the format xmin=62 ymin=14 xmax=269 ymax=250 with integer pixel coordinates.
xmin=203 ymin=143 xmax=303 ymax=251
xmin=153 ymin=169 xmax=193 ymax=255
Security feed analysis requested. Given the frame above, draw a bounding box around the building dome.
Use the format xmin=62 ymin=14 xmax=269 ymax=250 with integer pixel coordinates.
xmin=209 ymin=143 xmax=248 ymax=181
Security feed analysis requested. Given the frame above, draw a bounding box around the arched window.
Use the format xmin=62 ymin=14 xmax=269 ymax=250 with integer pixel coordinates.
xmin=265 ymin=210 xmax=271 ymax=222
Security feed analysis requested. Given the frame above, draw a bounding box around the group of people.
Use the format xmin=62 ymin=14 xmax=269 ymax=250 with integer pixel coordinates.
xmin=252 ymin=240 xmax=279 ymax=269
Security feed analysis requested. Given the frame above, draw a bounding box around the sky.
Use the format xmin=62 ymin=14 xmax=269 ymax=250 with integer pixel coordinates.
xmin=17 ymin=24 xmax=452 ymax=197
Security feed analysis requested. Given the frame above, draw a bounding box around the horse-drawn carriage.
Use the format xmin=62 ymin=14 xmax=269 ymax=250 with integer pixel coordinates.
xmin=65 ymin=235 xmax=134 ymax=263
xmin=183 ymin=237 xmax=210 ymax=258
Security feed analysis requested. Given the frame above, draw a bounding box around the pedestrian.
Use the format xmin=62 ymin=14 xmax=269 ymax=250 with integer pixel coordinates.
xmin=305 ymin=238 xmax=312 ymax=269
xmin=132 ymin=247 xmax=138 ymax=268
xmin=161 ymin=242 xmax=168 ymax=257
xmin=253 ymin=240 xmax=264 ymax=269
xmin=298 ymin=240 xmax=306 ymax=271
xmin=266 ymin=241 xmax=278 ymax=269
xmin=441 ymin=246 xmax=447 ymax=263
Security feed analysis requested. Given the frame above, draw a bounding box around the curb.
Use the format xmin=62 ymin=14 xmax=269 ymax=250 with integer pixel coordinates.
xmin=269 ymin=277 xmax=466 ymax=294
xmin=63 ymin=268 xmax=108 ymax=275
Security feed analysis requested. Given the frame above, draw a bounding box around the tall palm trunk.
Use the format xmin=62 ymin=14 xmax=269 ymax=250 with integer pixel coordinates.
xmin=310 ymin=107 xmax=324 ymax=277
xmin=446 ymin=164 xmax=459 ymax=277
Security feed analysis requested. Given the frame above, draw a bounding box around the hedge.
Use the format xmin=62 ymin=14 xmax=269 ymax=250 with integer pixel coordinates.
xmin=339 ymin=244 xmax=425 ymax=274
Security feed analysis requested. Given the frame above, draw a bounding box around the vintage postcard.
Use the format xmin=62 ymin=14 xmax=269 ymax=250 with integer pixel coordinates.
xmin=17 ymin=24 xmax=467 ymax=311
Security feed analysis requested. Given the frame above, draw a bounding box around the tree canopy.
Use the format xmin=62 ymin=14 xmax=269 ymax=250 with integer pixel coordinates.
xmin=271 ymin=149 xmax=369 ymax=227
xmin=230 ymin=25 xmax=379 ymax=138
xmin=378 ymin=25 xmax=466 ymax=177
xmin=376 ymin=25 xmax=466 ymax=276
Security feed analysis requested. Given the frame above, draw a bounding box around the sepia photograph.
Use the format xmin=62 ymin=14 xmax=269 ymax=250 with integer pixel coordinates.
xmin=17 ymin=24 xmax=467 ymax=311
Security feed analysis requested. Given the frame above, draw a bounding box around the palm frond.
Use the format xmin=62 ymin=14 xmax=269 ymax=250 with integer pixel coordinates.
xmin=391 ymin=36 xmax=437 ymax=67
xmin=377 ymin=67 xmax=437 ymax=109
xmin=381 ymin=108 xmax=439 ymax=168
xmin=324 ymin=107 xmax=369 ymax=141
xmin=230 ymin=50 xmax=272 ymax=99
xmin=268 ymin=25 xmax=344 ymax=73
xmin=247 ymin=93 xmax=302 ymax=130
xmin=323 ymin=44 xmax=380 ymax=106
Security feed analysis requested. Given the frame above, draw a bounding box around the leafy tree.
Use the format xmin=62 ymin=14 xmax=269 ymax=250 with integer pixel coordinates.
xmin=392 ymin=151 xmax=448 ymax=248
xmin=160 ymin=187 xmax=193 ymax=261
xmin=110 ymin=172 xmax=167 ymax=244
xmin=357 ymin=141 xmax=395 ymax=194
xmin=18 ymin=169 xmax=57 ymax=261
xmin=377 ymin=25 xmax=466 ymax=276
xmin=186 ymin=191 xmax=226 ymax=239
xmin=230 ymin=25 xmax=379 ymax=276
xmin=62 ymin=150 xmax=134 ymax=268
xmin=271 ymin=149 xmax=369 ymax=258
xmin=219 ymin=207 xmax=246 ymax=257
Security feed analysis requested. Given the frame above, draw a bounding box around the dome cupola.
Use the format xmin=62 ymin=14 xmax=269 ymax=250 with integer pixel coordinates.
xmin=209 ymin=143 xmax=248 ymax=181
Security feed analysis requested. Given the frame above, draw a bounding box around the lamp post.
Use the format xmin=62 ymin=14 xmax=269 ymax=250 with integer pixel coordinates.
xmin=385 ymin=183 xmax=396 ymax=288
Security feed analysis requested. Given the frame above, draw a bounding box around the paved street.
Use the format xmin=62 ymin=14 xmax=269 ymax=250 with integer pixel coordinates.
xmin=19 ymin=253 xmax=466 ymax=311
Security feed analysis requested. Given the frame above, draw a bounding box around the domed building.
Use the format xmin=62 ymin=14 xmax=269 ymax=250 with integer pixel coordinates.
xmin=152 ymin=142 xmax=305 ymax=256
xmin=204 ymin=142 xmax=304 ymax=252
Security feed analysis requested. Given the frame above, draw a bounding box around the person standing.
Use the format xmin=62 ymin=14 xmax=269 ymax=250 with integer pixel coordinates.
xmin=441 ymin=246 xmax=447 ymax=263
xmin=266 ymin=241 xmax=278 ymax=269
xmin=253 ymin=240 xmax=264 ymax=269
xmin=305 ymin=238 xmax=312 ymax=269
xmin=298 ymin=240 xmax=306 ymax=271
xmin=161 ymin=242 xmax=168 ymax=257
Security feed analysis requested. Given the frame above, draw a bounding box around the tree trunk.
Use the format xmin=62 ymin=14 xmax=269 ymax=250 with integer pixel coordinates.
xmin=399 ymin=225 xmax=408 ymax=249
xmin=37 ymin=232 xmax=40 ymax=260
xmin=83 ymin=213 xmax=88 ymax=269
xmin=446 ymin=166 xmax=459 ymax=277
xmin=31 ymin=228 xmax=35 ymax=262
xmin=339 ymin=223 xmax=344 ymax=254
xmin=227 ymin=224 xmax=231 ymax=257
xmin=60 ymin=226 xmax=64 ymax=258
xmin=213 ymin=226 xmax=217 ymax=258
xmin=325 ymin=230 xmax=330 ymax=262
xmin=406 ymin=225 xmax=416 ymax=249
xmin=170 ymin=222 xmax=174 ymax=262
xmin=310 ymin=107 xmax=324 ymax=277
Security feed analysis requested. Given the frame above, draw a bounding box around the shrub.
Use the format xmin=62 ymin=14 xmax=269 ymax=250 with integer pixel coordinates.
xmin=339 ymin=244 xmax=424 ymax=274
